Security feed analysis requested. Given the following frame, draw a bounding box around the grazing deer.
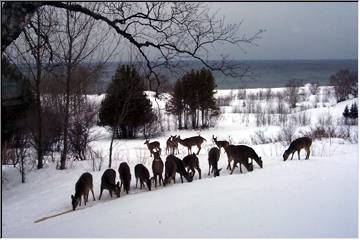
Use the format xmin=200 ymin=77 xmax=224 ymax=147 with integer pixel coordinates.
xmin=71 ymin=172 xmax=95 ymax=211
xmin=176 ymin=135 xmax=206 ymax=155
xmin=118 ymin=162 xmax=131 ymax=194
xmin=144 ymin=139 xmax=161 ymax=157
xmin=165 ymin=154 xmax=193 ymax=184
xmin=182 ymin=153 xmax=202 ymax=179
xmin=134 ymin=164 xmax=152 ymax=191
xmin=224 ymin=145 xmax=255 ymax=174
xmin=225 ymin=145 xmax=262 ymax=170
xmin=164 ymin=155 xmax=177 ymax=185
xmin=283 ymin=137 xmax=312 ymax=161
xmin=212 ymin=135 xmax=229 ymax=153
xmin=152 ymin=151 xmax=164 ymax=187
xmin=208 ymin=147 xmax=222 ymax=177
xmin=99 ymin=169 xmax=121 ymax=200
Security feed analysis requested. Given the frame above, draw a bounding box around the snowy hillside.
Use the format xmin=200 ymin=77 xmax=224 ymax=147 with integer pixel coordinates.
xmin=2 ymin=86 xmax=358 ymax=237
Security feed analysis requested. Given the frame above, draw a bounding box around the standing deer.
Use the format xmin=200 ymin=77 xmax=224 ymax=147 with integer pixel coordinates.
xmin=208 ymin=147 xmax=222 ymax=177
xmin=134 ymin=164 xmax=152 ymax=191
xmin=144 ymin=139 xmax=161 ymax=157
xmin=182 ymin=153 xmax=202 ymax=179
xmin=99 ymin=169 xmax=121 ymax=200
xmin=176 ymin=135 xmax=206 ymax=155
xmin=118 ymin=162 xmax=131 ymax=194
xmin=152 ymin=151 xmax=164 ymax=187
xmin=283 ymin=137 xmax=312 ymax=161
xmin=212 ymin=135 xmax=229 ymax=153
xmin=71 ymin=172 xmax=96 ymax=211
xmin=224 ymin=145 xmax=255 ymax=174
xmin=166 ymin=136 xmax=173 ymax=154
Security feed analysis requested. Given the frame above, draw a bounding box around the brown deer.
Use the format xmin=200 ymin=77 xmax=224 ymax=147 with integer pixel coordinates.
xmin=164 ymin=154 xmax=193 ymax=184
xmin=71 ymin=172 xmax=95 ymax=211
xmin=182 ymin=153 xmax=202 ymax=179
xmin=208 ymin=147 xmax=222 ymax=177
xmin=166 ymin=136 xmax=173 ymax=154
xmin=118 ymin=162 xmax=131 ymax=194
xmin=134 ymin=164 xmax=152 ymax=191
xmin=171 ymin=135 xmax=180 ymax=154
xmin=225 ymin=145 xmax=262 ymax=170
xmin=152 ymin=151 xmax=164 ymax=187
xmin=99 ymin=169 xmax=121 ymax=200
xmin=144 ymin=139 xmax=161 ymax=157
xmin=224 ymin=145 xmax=255 ymax=174
xmin=212 ymin=135 xmax=229 ymax=153
xmin=176 ymin=135 xmax=206 ymax=155
xmin=164 ymin=155 xmax=177 ymax=185
xmin=283 ymin=137 xmax=312 ymax=161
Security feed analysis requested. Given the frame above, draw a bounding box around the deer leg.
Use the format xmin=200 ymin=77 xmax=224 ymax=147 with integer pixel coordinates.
xmin=91 ymin=188 xmax=95 ymax=201
xmin=136 ymin=178 xmax=138 ymax=188
xmin=120 ymin=182 xmax=123 ymax=192
xmin=196 ymin=145 xmax=201 ymax=155
xmin=161 ymin=176 xmax=165 ymax=186
xmin=79 ymin=196 xmax=82 ymax=206
xmin=180 ymin=174 xmax=184 ymax=183
xmin=155 ymin=176 xmax=158 ymax=188
xmin=197 ymin=167 xmax=202 ymax=179
xmin=140 ymin=180 xmax=143 ymax=189
xmin=291 ymin=152 xmax=295 ymax=160
xmin=230 ymin=162 xmax=236 ymax=174
xmin=109 ymin=190 xmax=113 ymax=198
xmin=306 ymin=148 xmax=310 ymax=159
xmin=239 ymin=163 xmax=243 ymax=174
xmin=298 ymin=150 xmax=300 ymax=160
xmin=208 ymin=164 xmax=211 ymax=175
xmin=99 ymin=188 xmax=103 ymax=200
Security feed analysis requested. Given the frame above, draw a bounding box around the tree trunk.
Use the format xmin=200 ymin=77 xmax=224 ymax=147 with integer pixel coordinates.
xmin=35 ymin=10 xmax=43 ymax=169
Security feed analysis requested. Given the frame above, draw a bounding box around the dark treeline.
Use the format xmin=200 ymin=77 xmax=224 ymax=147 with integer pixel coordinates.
xmin=166 ymin=68 xmax=219 ymax=129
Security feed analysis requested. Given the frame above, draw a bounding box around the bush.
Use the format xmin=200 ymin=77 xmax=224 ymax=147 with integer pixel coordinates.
xmin=330 ymin=69 xmax=358 ymax=102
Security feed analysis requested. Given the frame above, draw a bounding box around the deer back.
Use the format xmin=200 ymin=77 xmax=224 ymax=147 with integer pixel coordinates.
xmin=165 ymin=155 xmax=177 ymax=183
xmin=182 ymin=153 xmax=198 ymax=169
xmin=152 ymin=157 xmax=164 ymax=175
xmin=208 ymin=147 xmax=220 ymax=167
xmin=118 ymin=162 xmax=131 ymax=193
xmin=75 ymin=172 xmax=93 ymax=198
xmin=135 ymin=164 xmax=150 ymax=181
xmin=178 ymin=136 xmax=205 ymax=147
xmin=288 ymin=137 xmax=312 ymax=152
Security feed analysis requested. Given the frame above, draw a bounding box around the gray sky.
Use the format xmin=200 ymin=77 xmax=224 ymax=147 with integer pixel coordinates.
xmin=208 ymin=2 xmax=358 ymax=60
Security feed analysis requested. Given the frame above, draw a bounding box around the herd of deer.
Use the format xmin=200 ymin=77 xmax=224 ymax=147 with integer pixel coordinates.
xmin=71 ymin=135 xmax=312 ymax=211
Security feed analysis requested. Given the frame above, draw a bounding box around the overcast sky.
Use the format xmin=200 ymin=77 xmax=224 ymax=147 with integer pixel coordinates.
xmin=207 ymin=2 xmax=357 ymax=60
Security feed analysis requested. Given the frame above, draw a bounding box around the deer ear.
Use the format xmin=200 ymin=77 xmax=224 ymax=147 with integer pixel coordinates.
xmin=218 ymin=168 xmax=222 ymax=172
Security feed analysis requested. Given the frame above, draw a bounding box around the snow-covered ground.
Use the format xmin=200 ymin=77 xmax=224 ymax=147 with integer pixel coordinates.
xmin=2 ymin=86 xmax=358 ymax=237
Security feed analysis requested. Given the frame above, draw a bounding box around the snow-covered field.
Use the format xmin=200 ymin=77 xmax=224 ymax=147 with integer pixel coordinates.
xmin=2 ymin=86 xmax=358 ymax=237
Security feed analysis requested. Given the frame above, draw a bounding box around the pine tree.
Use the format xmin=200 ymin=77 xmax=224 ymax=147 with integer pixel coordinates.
xmin=350 ymin=103 xmax=358 ymax=119
xmin=343 ymin=105 xmax=350 ymax=118
xmin=99 ymin=65 xmax=156 ymax=138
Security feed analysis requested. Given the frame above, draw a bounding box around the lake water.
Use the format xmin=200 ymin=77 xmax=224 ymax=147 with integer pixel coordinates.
xmin=97 ymin=59 xmax=357 ymax=91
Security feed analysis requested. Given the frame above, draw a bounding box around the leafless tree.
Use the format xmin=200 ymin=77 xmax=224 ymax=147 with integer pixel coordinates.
xmin=2 ymin=2 xmax=264 ymax=87
xmin=5 ymin=8 xmax=57 ymax=169
xmin=285 ymin=79 xmax=302 ymax=109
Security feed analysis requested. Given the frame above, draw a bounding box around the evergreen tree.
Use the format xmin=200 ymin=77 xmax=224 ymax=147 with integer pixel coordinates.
xmin=99 ymin=65 xmax=156 ymax=138
xmin=166 ymin=67 xmax=218 ymax=129
xmin=350 ymin=103 xmax=358 ymax=119
xmin=343 ymin=105 xmax=350 ymax=118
